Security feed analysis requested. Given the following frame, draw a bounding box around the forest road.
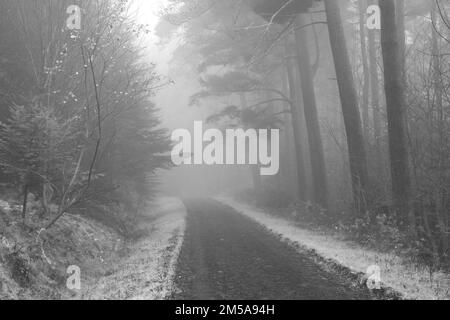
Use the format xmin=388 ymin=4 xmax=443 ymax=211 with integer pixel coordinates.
xmin=171 ymin=198 xmax=374 ymax=300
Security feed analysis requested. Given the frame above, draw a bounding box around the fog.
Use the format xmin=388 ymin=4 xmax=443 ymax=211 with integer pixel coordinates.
xmin=0 ymin=0 xmax=448 ymax=300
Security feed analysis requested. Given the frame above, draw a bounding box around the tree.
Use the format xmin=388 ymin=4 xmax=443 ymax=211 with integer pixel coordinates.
xmin=367 ymin=0 xmax=382 ymax=165
xmin=396 ymin=0 xmax=406 ymax=83
xmin=0 ymin=0 xmax=171 ymax=231
xmin=428 ymin=0 xmax=448 ymax=262
xmin=285 ymin=39 xmax=308 ymax=201
xmin=0 ymin=100 xmax=81 ymax=221
xmin=294 ymin=14 xmax=329 ymax=209
xmin=324 ymin=0 xmax=369 ymax=214
xmin=240 ymin=93 xmax=262 ymax=192
xmin=358 ymin=0 xmax=370 ymax=140
xmin=379 ymin=0 xmax=414 ymax=231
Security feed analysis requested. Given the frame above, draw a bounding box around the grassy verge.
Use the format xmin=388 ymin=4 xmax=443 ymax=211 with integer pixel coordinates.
xmin=217 ymin=196 xmax=450 ymax=300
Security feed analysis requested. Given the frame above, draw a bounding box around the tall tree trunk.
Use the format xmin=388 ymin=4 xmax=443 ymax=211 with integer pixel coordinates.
xmin=396 ymin=0 xmax=406 ymax=84
xmin=430 ymin=0 xmax=448 ymax=259
xmin=265 ymin=91 xmax=284 ymax=189
xmin=294 ymin=14 xmax=328 ymax=209
xmin=367 ymin=0 xmax=385 ymax=188
xmin=379 ymin=0 xmax=414 ymax=231
xmin=285 ymin=41 xmax=307 ymax=202
xmin=22 ymin=183 xmax=29 ymax=223
xmin=281 ymin=66 xmax=300 ymax=199
xmin=240 ymin=93 xmax=262 ymax=193
xmin=324 ymin=0 xmax=369 ymax=214
xmin=359 ymin=0 xmax=370 ymax=140
xmin=367 ymin=0 xmax=382 ymax=154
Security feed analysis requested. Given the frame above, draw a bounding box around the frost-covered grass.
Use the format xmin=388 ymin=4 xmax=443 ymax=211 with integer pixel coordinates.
xmin=0 ymin=196 xmax=120 ymax=300
xmin=86 ymin=197 xmax=186 ymax=300
xmin=216 ymin=197 xmax=449 ymax=300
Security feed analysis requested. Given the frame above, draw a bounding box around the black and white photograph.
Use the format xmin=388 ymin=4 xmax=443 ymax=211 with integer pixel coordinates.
xmin=0 ymin=0 xmax=449 ymax=307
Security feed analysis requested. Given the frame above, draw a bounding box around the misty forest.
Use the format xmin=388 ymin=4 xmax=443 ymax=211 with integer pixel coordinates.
xmin=0 ymin=0 xmax=449 ymax=300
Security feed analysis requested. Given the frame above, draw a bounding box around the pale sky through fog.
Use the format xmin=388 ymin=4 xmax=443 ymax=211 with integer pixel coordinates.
xmin=131 ymin=0 xmax=205 ymax=131
xmin=132 ymin=0 xmax=169 ymax=71
xmin=134 ymin=0 xmax=164 ymax=28
xmin=130 ymin=0 xmax=223 ymax=196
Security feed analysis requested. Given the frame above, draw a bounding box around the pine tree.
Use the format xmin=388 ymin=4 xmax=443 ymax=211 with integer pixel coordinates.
xmin=0 ymin=101 xmax=80 ymax=222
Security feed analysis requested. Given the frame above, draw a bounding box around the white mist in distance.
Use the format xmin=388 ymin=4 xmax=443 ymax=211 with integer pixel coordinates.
xmin=132 ymin=0 xmax=278 ymax=197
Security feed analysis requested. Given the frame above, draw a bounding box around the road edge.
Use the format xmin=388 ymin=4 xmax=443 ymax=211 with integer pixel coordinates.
xmin=214 ymin=197 xmax=424 ymax=300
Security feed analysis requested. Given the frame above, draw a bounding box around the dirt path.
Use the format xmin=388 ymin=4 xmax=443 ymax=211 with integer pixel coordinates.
xmin=172 ymin=199 xmax=374 ymax=300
